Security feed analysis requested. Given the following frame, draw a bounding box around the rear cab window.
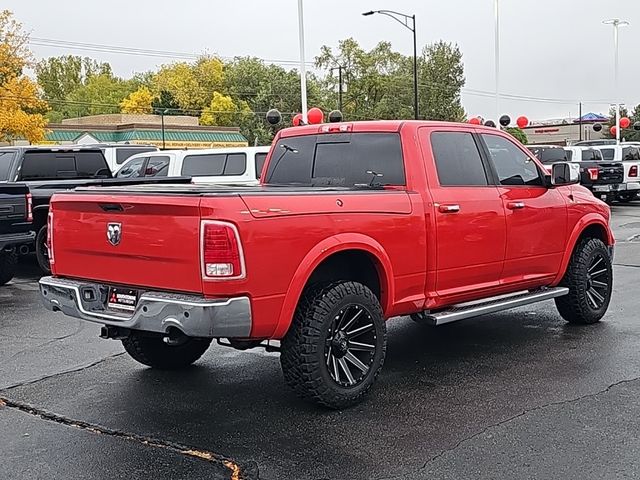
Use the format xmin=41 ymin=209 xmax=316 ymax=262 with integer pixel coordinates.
xmin=600 ymin=148 xmax=615 ymax=161
xmin=264 ymin=133 xmax=405 ymax=187
xmin=582 ymin=149 xmax=603 ymax=161
xmin=19 ymin=150 xmax=109 ymax=180
xmin=430 ymin=132 xmax=489 ymax=186
xmin=0 ymin=151 xmax=16 ymax=181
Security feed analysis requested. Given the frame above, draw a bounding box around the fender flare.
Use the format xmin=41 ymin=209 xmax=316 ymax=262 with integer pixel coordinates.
xmin=552 ymin=214 xmax=613 ymax=285
xmin=272 ymin=233 xmax=395 ymax=339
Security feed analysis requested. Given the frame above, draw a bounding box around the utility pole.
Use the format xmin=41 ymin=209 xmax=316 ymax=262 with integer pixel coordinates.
xmin=297 ymin=0 xmax=309 ymax=123
xmin=330 ymin=65 xmax=344 ymax=112
xmin=579 ymin=102 xmax=583 ymax=141
xmin=603 ymin=18 xmax=630 ymax=145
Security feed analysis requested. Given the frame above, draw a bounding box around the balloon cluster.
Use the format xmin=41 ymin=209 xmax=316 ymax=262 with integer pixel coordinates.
xmin=467 ymin=115 xmax=529 ymax=129
xmin=267 ymin=107 xmax=341 ymax=127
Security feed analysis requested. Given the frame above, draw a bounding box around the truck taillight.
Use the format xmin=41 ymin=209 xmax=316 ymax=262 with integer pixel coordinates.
xmin=200 ymin=221 xmax=245 ymax=279
xmin=47 ymin=211 xmax=54 ymax=265
xmin=26 ymin=193 xmax=33 ymax=222
xmin=630 ymin=165 xmax=638 ymax=177
xmin=588 ymin=168 xmax=599 ymax=181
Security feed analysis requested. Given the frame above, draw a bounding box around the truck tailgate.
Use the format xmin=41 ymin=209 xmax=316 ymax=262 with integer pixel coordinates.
xmin=50 ymin=193 xmax=203 ymax=293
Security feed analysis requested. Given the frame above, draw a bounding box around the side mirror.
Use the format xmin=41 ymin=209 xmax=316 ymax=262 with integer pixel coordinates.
xmin=551 ymin=162 xmax=580 ymax=186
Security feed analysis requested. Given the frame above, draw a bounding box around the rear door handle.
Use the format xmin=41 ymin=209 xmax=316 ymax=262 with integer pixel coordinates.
xmin=507 ymin=201 xmax=525 ymax=210
xmin=438 ymin=204 xmax=460 ymax=213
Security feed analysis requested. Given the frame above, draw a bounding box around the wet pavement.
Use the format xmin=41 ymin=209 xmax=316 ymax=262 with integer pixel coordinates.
xmin=1 ymin=203 xmax=640 ymax=479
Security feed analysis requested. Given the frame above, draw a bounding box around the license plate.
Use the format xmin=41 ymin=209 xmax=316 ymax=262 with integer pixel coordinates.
xmin=107 ymin=287 xmax=139 ymax=312
xmin=593 ymin=185 xmax=611 ymax=192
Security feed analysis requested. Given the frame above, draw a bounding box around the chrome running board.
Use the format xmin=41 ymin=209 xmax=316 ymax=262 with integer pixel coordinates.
xmin=423 ymin=287 xmax=569 ymax=326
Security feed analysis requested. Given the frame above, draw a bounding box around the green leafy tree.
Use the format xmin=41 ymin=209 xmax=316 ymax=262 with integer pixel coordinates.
xmin=65 ymin=74 xmax=138 ymax=117
xmin=505 ymin=127 xmax=528 ymax=144
xmin=419 ymin=41 xmax=466 ymax=121
xmin=604 ymin=106 xmax=630 ymax=140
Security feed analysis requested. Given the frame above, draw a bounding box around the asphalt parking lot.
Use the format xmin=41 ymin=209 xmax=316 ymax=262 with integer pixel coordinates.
xmin=2 ymin=203 xmax=640 ymax=480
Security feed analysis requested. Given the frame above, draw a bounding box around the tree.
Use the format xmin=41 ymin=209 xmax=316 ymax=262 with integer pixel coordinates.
xmin=200 ymin=92 xmax=248 ymax=126
xmin=36 ymin=56 xmax=111 ymax=104
xmin=120 ymin=86 xmax=153 ymax=114
xmin=65 ymin=74 xmax=138 ymax=117
xmin=419 ymin=41 xmax=466 ymax=121
xmin=0 ymin=10 xmax=48 ymax=143
xmin=505 ymin=127 xmax=528 ymax=144
xmin=151 ymin=90 xmax=181 ymax=115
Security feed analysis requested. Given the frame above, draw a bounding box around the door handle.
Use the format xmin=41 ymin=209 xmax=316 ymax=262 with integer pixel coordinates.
xmin=438 ymin=204 xmax=460 ymax=213
xmin=507 ymin=201 xmax=525 ymax=210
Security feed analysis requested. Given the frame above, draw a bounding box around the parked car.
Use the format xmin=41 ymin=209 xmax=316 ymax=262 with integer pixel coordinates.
xmin=0 ymin=146 xmax=190 ymax=273
xmin=80 ymin=143 xmax=159 ymax=173
xmin=595 ymin=144 xmax=640 ymax=201
xmin=0 ymin=182 xmax=34 ymax=285
xmin=115 ymin=146 xmax=270 ymax=185
xmin=563 ymin=146 xmax=625 ymax=204
xmin=40 ymin=121 xmax=614 ymax=409
xmin=574 ymin=140 xmax=616 ymax=147
xmin=527 ymin=145 xmax=569 ymax=172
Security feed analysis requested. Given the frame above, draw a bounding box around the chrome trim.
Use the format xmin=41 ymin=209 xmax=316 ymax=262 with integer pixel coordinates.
xmin=424 ymin=287 xmax=569 ymax=326
xmin=39 ymin=276 xmax=252 ymax=338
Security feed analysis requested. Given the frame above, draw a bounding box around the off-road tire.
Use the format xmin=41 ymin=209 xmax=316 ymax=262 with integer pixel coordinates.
xmin=555 ymin=238 xmax=613 ymax=325
xmin=280 ymin=281 xmax=387 ymax=409
xmin=122 ymin=333 xmax=212 ymax=369
xmin=35 ymin=225 xmax=51 ymax=274
xmin=0 ymin=250 xmax=18 ymax=286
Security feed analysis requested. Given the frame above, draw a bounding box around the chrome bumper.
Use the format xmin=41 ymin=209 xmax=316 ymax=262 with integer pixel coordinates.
xmin=39 ymin=276 xmax=252 ymax=338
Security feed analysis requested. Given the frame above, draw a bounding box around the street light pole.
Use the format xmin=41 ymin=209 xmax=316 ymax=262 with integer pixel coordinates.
xmin=363 ymin=10 xmax=419 ymax=120
xmin=494 ymin=0 xmax=500 ymax=122
xmin=297 ymin=0 xmax=309 ymax=124
xmin=603 ymin=18 xmax=629 ymax=145
xmin=330 ymin=65 xmax=344 ymax=112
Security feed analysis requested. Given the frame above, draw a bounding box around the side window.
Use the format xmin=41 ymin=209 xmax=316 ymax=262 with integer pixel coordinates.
xmin=482 ymin=134 xmax=542 ymax=186
xmin=255 ymin=153 xmax=268 ymax=179
xmin=145 ymin=156 xmax=170 ymax=177
xmin=117 ymin=157 xmax=146 ymax=178
xmin=181 ymin=154 xmax=225 ymax=176
xmin=565 ymin=150 xmax=573 ymax=161
xmin=116 ymin=148 xmax=156 ymax=165
xmin=600 ymin=148 xmax=615 ymax=161
xmin=430 ymin=132 xmax=488 ymax=186
xmin=223 ymin=153 xmax=247 ymax=176
xmin=622 ymin=147 xmax=640 ymax=161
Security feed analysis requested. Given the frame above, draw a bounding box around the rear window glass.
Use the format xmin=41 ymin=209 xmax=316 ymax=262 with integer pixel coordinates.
xmin=20 ymin=151 xmax=109 ymax=180
xmin=623 ymin=147 xmax=640 ymax=161
xmin=255 ymin=153 xmax=268 ymax=179
xmin=600 ymin=148 xmax=615 ymax=161
xmin=582 ymin=149 xmax=603 ymax=161
xmin=223 ymin=153 xmax=247 ymax=176
xmin=265 ymin=133 xmax=405 ymax=186
xmin=529 ymin=147 xmax=567 ymax=163
xmin=116 ymin=147 xmax=157 ymax=165
xmin=0 ymin=151 xmax=16 ymax=180
xmin=431 ymin=132 xmax=488 ymax=186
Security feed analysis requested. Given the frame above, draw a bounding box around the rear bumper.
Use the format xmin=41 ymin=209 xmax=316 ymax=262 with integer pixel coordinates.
xmin=39 ymin=276 xmax=252 ymax=338
xmin=0 ymin=231 xmax=35 ymax=249
xmin=592 ymin=184 xmax=625 ymax=192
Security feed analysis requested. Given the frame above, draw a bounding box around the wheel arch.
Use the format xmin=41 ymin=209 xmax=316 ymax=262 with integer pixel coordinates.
xmin=272 ymin=233 xmax=395 ymax=339
xmin=553 ymin=214 xmax=613 ymax=285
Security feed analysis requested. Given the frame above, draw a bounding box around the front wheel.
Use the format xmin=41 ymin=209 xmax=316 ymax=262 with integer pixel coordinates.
xmin=555 ymin=238 xmax=613 ymax=325
xmin=122 ymin=333 xmax=212 ymax=369
xmin=280 ymin=281 xmax=387 ymax=409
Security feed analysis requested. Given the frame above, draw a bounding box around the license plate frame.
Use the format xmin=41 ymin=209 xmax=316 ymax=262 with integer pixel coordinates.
xmin=107 ymin=287 xmax=139 ymax=312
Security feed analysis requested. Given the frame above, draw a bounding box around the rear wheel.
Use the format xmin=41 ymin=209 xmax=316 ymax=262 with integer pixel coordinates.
xmin=0 ymin=250 xmax=18 ymax=286
xmin=35 ymin=226 xmax=51 ymax=274
xmin=617 ymin=192 xmax=638 ymax=202
xmin=555 ymin=238 xmax=613 ymax=325
xmin=280 ymin=281 xmax=387 ymax=409
xmin=122 ymin=333 xmax=212 ymax=369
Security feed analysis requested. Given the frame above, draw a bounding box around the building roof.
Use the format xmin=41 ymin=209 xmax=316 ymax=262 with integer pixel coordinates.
xmin=574 ymin=112 xmax=608 ymax=123
xmin=45 ymin=128 xmax=247 ymax=144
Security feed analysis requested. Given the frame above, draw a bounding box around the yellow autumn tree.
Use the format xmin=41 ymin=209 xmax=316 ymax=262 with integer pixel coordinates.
xmin=120 ymin=86 xmax=154 ymax=114
xmin=200 ymin=92 xmax=250 ymax=126
xmin=0 ymin=10 xmax=48 ymax=143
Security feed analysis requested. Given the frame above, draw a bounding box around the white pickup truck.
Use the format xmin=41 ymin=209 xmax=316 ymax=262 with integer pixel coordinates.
xmin=595 ymin=144 xmax=640 ymax=201
xmin=115 ymin=146 xmax=270 ymax=185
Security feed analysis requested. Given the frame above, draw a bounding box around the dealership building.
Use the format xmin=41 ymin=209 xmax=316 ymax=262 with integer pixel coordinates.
xmin=42 ymin=114 xmax=248 ymax=149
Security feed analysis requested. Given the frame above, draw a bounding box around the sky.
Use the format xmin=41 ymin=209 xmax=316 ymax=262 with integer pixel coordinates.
xmin=6 ymin=0 xmax=640 ymax=122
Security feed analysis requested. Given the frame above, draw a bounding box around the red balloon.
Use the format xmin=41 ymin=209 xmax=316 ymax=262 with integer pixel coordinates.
xmin=621 ymin=117 xmax=631 ymax=129
xmin=610 ymin=126 xmax=617 ymax=136
xmin=307 ymin=107 xmax=324 ymax=125
xmin=468 ymin=117 xmax=482 ymax=125
xmin=516 ymin=116 xmax=529 ymax=129
xmin=292 ymin=113 xmax=303 ymax=126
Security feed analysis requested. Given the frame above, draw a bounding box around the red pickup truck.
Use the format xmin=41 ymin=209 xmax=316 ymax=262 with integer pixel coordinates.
xmin=40 ymin=121 xmax=614 ymax=409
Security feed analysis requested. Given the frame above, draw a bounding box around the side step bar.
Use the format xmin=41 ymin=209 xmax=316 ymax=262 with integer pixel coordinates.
xmin=421 ymin=287 xmax=569 ymax=326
